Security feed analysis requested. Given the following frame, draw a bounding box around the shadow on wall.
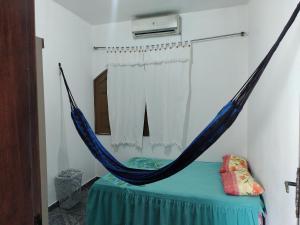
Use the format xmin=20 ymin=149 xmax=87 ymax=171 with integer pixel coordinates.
xmin=58 ymin=77 xmax=70 ymax=172
xmin=250 ymin=20 xmax=300 ymax=127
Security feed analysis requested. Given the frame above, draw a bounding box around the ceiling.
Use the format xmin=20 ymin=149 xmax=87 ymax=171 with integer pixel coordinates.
xmin=54 ymin=0 xmax=249 ymax=25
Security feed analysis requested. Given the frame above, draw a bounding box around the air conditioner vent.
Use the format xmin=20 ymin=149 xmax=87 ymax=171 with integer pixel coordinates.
xmin=132 ymin=15 xmax=181 ymax=39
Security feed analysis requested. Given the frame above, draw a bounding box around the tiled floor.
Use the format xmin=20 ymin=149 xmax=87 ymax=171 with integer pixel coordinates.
xmin=49 ymin=188 xmax=89 ymax=225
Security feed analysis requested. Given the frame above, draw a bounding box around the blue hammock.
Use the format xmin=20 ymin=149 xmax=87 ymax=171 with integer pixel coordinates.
xmin=59 ymin=2 xmax=300 ymax=185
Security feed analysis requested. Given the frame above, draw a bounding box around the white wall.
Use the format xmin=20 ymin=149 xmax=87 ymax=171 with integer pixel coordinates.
xmin=247 ymin=1 xmax=300 ymax=225
xmin=91 ymin=5 xmax=249 ymax=176
xmin=35 ymin=0 xmax=96 ymax=205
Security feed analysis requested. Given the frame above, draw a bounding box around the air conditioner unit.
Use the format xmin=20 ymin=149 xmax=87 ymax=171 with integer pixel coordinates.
xmin=132 ymin=15 xmax=181 ymax=39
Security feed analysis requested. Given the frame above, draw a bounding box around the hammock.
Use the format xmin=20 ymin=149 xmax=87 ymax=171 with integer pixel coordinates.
xmin=59 ymin=2 xmax=300 ymax=185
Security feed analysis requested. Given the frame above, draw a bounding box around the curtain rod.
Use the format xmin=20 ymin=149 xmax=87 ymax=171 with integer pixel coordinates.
xmin=93 ymin=31 xmax=247 ymax=50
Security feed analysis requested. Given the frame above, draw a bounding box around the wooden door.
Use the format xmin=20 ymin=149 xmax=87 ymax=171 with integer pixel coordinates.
xmin=0 ymin=0 xmax=41 ymax=225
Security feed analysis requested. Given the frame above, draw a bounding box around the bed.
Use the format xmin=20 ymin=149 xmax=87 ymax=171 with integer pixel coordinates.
xmin=86 ymin=157 xmax=265 ymax=225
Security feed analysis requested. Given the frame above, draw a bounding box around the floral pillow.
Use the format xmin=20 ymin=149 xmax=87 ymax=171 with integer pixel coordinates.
xmin=221 ymin=169 xmax=264 ymax=196
xmin=220 ymin=155 xmax=248 ymax=173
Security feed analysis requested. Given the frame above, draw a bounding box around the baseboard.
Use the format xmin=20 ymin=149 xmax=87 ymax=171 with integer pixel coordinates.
xmin=48 ymin=176 xmax=100 ymax=211
xmin=48 ymin=200 xmax=59 ymax=211
xmin=82 ymin=176 xmax=100 ymax=189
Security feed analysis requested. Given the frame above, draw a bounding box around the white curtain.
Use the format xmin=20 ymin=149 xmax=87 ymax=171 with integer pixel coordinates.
xmin=144 ymin=46 xmax=191 ymax=148
xmin=107 ymin=51 xmax=145 ymax=148
xmin=106 ymin=46 xmax=191 ymax=149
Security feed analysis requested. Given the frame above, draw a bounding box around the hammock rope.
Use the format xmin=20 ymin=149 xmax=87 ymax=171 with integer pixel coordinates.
xmin=59 ymin=2 xmax=300 ymax=185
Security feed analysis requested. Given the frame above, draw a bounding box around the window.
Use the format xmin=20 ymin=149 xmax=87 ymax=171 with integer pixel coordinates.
xmin=94 ymin=69 xmax=149 ymax=136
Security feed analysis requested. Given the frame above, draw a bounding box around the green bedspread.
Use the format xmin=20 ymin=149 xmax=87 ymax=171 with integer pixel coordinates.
xmin=86 ymin=157 xmax=265 ymax=225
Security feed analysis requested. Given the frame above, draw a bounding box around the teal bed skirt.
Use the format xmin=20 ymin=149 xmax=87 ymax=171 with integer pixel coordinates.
xmin=86 ymin=157 xmax=265 ymax=225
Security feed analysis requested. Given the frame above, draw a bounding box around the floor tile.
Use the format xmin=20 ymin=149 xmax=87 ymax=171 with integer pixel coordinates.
xmin=49 ymin=188 xmax=88 ymax=225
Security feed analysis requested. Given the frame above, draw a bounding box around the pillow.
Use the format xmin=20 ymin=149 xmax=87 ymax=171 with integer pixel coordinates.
xmin=220 ymin=154 xmax=248 ymax=173
xmin=221 ymin=169 xmax=264 ymax=196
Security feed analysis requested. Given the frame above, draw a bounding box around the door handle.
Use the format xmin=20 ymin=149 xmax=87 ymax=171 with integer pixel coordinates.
xmin=285 ymin=181 xmax=296 ymax=193
xmin=285 ymin=168 xmax=300 ymax=218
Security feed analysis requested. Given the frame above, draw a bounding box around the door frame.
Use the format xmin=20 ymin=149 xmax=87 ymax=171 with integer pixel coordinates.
xmin=36 ymin=37 xmax=48 ymax=225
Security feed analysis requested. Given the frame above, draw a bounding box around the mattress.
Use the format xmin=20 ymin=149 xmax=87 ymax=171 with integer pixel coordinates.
xmin=86 ymin=157 xmax=265 ymax=225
